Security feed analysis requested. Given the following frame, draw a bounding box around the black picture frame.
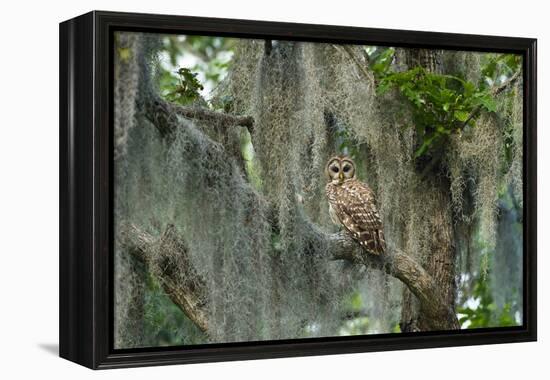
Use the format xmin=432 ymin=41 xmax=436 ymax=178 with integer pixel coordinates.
xmin=59 ymin=10 xmax=537 ymax=369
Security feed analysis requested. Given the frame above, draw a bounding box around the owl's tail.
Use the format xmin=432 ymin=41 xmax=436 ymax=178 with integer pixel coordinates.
xmin=358 ymin=229 xmax=386 ymax=255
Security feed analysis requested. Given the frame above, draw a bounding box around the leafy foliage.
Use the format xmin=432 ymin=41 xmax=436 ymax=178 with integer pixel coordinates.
xmin=161 ymin=36 xmax=235 ymax=100
xmin=367 ymin=46 xmax=395 ymax=77
xmin=481 ymin=54 xmax=522 ymax=89
xmin=368 ymin=48 xmax=519 ymax=158
xmin=457 ymin=274 xmax=518 ymax=329
xmin=164 ymin=36 xmax=235 ymax=79
xmin=164 ymin=67 xmax=204 ymax=105
xmin=142 ymin=274 xmax=205 ymax=346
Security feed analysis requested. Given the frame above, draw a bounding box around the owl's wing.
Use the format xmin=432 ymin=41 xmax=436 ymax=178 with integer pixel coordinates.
xmin=334 ymin=181 xmax=386 ymax=255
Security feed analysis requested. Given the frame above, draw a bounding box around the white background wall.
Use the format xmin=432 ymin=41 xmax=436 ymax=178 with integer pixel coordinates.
xmin=0 ymin=0 xmax=545 ymax=378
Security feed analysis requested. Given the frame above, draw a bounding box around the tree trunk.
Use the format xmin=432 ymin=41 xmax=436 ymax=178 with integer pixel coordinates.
xmin=399 ymin=50 xmax=459 ymax=332
xmin=400 ymin=179 xmax=459 ymax=331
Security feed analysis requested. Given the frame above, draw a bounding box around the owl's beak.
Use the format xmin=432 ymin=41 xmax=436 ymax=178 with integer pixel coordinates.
xmin=339 ymin=172 xmax=344 ymax=181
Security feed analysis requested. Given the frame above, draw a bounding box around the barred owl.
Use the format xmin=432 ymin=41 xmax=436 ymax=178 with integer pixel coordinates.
xmin=325 ymin=155 xmax=386 ymax=255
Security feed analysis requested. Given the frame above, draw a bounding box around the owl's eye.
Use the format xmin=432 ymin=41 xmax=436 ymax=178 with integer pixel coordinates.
xmin=343 ymin=165 xmax=351 ymax=173
xmin=331 ymin=166 xmax=339 ymax=173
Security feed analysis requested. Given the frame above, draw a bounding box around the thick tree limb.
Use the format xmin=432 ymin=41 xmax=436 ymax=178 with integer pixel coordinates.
xmin=145 ymin=97 xmax=254 ymax=138
xmin=121 ymin=220 xmax=459 ymax=334
xmin=308 ymin=225 xmax=460 ymax=330
xmin=120 ymin=223 xmax=210 ymax=333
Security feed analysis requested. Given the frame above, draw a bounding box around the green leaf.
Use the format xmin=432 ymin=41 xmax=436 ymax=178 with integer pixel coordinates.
xmin=414 ymin=135 xmax=436 ymax=158
xmin=436 ymin=125 xmax=451 ymax=135
xmin=454 ymin=110 xmax=470 ymax=122
xmin=478 ymin=95 xmax=497 ymax=112
xmin=463 ymin=81 xmax=476 ymax=96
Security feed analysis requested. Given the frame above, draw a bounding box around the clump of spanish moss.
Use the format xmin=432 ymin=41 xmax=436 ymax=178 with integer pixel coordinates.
xmin=113 ymin=32 xmax=145 ymax=349
xmin=114 ymin=33 xmax=141 ymax=160
xmin=441 ymin=50 xmax=483 ymax=84
xmin=223 ymin=40 xmax=403 ymax=336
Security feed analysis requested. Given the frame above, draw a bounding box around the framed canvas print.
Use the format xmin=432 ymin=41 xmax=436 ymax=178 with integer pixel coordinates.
xmin=59 ymin=11 xmax=537 ymax=369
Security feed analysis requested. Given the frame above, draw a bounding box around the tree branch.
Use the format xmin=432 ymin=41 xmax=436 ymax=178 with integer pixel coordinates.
xmin=493 ymin=68 xmax=522 ymax=96
xmin=307 ymin=224 xmax=459 ymax=330
xmin=120 ymin=220 xmax=459 ymax=334
xmin=120 ymin=223 xmax=210 ymax=333
xmin=145 ymin=96 xmax=254 ymax=138
xmin=459 ymin=68 xmax=522 ymax=130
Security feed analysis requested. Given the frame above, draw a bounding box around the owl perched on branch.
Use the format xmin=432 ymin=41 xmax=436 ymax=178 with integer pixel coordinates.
xmin=325 ymin=155 xmax=386 ymax=255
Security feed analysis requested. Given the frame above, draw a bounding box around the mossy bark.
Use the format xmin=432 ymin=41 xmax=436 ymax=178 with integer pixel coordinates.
xmin=399 ymin=50 xmax=459 ymax=332
xmin=400 ymin=179 xmax=459 ymax=331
